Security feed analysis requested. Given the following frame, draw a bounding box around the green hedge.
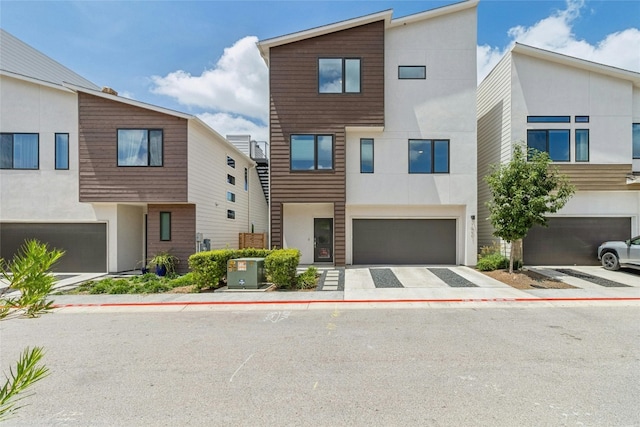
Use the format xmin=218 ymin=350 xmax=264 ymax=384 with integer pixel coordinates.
xmin=264 ymin=249 xmax=300 ymax=289
xmin=188 ymin=248 xmax=302 ymax=290
xmin=477 ymin=252 xmax=522 ymax=271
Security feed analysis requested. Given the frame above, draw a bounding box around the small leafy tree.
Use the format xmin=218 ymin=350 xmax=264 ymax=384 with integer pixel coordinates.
xmin=485 ymin=143 xmax=575 ymax=273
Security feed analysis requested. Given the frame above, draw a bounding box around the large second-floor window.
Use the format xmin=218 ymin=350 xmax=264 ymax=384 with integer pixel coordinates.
xmin=408 ymin=139 xmax=449 ymax=174
xmin=633 ymin=123 xmax=640 ymax=159
xmin=527 ymin=129 xmax=570 ymax=162
xmin=0 ymin=133 xmax=39 ymax=170
xmin=117 ymin=129 xmax=163 ymax=166
xmin=318 ymin=58 xmax=360 ymax=93
xmin=290 ymin=134 xmax=333 ymax=171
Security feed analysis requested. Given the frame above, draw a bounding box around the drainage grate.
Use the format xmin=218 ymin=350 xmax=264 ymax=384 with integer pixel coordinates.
xmin=428 ymin=268 xmax=478 ymax=287
xmin=369 ymin=268 xmax=404 ymax=288
xmin=554 ymin=269 xmax=629 ymax=288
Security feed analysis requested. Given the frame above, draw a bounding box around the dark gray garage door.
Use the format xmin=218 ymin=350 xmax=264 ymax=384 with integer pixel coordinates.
xmin=0 ymin=223 xmax=107 ymax=272
xmin=523 ymin=217 xmax=631 ymax=265
xmin=353 ymin=219 xmax=456 ymax=265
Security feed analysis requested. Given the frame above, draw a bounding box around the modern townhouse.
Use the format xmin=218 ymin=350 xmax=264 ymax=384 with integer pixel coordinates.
xmin=0 ymin=29 xmax=268 ymax=273
xmin=257 ymin=0 xmax=479 ymax=266
xmin=478 ymin=43 xmax=640 ymax=265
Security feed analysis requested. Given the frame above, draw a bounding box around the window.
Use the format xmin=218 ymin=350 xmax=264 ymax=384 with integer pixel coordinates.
xmin=527 ymin=116 xmax=570 ymax=123
xmin=0 ymin=133 xmax=39 ymax=169
xmin=227 ymin=174 xmax=236 ymax=185
xmin=527 ymin=129 xmax=570 ymax=161
xmin=244 ymin=167 xmax=248 ymax=191
xmin=227 ymin=191 xmax=235 ymax=202
xmin=117 ymin=129 xmax=162 ymax=166
xmin=318 ymin=58 xmax=360 ymax=93
xmin=360 ymin=138 xmax=374 ymax=173
xmin=575 ymin=129 xmax=589 ymax=162
xmin=398 ymin=66 xmax=426 ymax=79
xmin=408 ymin=139 xmax=449 ymax=174
xmin=227 ymin=209 xmax=235 ymax=220
xmin=55 ymin=133 xmax=69 ymax=170
xmin=160 ymin=212 xmax=171 ymax=241
xmin=227 ymin=156 xmax=235 ymax=168
xmin=575 ymin=116 xmax=590 ymax=123
xmin=633 ymin=124 xmax=640 ymax=159
xmin=290 ymin=134 xmax=333 ymax=171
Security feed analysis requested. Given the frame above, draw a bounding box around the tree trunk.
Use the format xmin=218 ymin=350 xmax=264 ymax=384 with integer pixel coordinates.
xmin=509 ymin=241 xmax=515 ymax=274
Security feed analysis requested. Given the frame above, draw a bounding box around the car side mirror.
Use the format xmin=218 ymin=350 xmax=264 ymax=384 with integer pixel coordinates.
xmin=625 ymin=239 xmax=631 ymax=246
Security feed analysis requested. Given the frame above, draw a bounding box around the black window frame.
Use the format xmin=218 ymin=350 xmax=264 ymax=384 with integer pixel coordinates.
xmin=408 ymin=139 xmax=450 ymax=174
xmin=244 ymin=167 xmax=248 ymax=191
xmin=227 ymin=174 xmax=236 ymax=185
xmin=227 ymin=209 xmax=236 ymax=220
xmin=116 ymin=128 xmax=163 ymax=167
xmin=0 ymin=133 xmax=40 ymax=170
xmin=227 ymin=156 xmax=236 ymax=168
xmin=527 ymin=129 xmax=571 ymax=162
xmin=318 ymin=57 xmax=361 ymax=94
xmin=360 ymin=138 xmax=374 ymax=173
xmin=159 ymin=212 xmax=171 ymax=241
xmin=398 ymin=66 xmax=426 ymax=79
xmin=633 ymin=123 xmax=640 ymax=160
xmin=55 ymin=133 xmax=69 ymax=170
xmin=289 ymin=134 xmax=334 ymax=171
xmin=575 ymin=116 xmax=590 ymax=123
xmin=575 ymin=129 xmax=589 ymax=162
xmin=527 ymin=116 xmax=571 ymax=123
xmin=227 ymin=191 xmax=236 ymax=203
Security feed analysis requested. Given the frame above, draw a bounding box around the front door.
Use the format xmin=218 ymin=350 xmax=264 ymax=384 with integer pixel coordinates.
xmin=314 ymin=218 xmax=333 ymax=263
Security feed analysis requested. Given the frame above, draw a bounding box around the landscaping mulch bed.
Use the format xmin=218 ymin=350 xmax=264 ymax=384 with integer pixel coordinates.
xmin=482 ymin=269 xmax=576 ymax=290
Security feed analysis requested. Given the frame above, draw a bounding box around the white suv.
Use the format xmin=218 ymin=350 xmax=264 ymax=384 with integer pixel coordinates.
xmin=597 ymin=236 xmax=640 ymax=271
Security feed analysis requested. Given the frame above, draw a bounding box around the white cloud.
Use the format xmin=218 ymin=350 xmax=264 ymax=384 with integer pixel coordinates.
xmin=198 ymin=112 xmax=268 ymax=142
xmin=477 ymin=0 xmax=640 ymax=83
xmin=150 ymin=36 xmax=268 ymax=123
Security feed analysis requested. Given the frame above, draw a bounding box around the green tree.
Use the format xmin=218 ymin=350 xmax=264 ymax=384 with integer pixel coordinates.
xmin=485 ymin=144 xmax=575 ymax=273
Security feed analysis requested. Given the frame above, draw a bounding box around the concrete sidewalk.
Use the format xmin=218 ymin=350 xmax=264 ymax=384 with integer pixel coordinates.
xmin=43 ymin=265 xmax=640 ymax=312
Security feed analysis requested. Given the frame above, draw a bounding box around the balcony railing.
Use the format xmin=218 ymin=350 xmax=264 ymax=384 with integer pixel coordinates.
xmin=250 ymin=140 xmax=269 ymax=162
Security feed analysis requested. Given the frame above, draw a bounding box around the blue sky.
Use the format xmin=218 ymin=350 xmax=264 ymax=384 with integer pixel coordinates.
xmin=2 ymin=0 xmax=639 ymax=141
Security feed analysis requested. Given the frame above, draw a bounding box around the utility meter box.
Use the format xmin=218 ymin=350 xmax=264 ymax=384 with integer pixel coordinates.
xmin=227 ymin=257 xmax=266 ymax=290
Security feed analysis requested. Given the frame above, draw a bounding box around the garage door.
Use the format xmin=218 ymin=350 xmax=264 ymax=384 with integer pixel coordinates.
xmin=353 ymin=219 xmax=456 ymax=265
xmin=523 ymin=217 xmax=631 ymax=265
xmin=0 ymin=223 xmax=107 ymax=272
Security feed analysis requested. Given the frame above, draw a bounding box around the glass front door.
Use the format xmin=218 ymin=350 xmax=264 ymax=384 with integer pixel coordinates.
xmin=314 ymin=218 xmax=333 ymax=263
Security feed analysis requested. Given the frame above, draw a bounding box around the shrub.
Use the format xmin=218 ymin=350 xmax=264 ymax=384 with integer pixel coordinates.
xmin=188 ymin=248 xmax=272 ymax=291
xmin=295 ymin=266 xmax=318 ymax=290
xmin=477 ymin=252 xmax=522 ymax=271
xmin=264 ymin=249 xmax=300 ymax=289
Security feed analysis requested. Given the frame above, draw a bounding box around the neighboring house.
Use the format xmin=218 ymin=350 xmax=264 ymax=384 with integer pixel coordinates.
xmin=478 ymin=43 xmax=640 ymax=265
xmin=257 ymin=0 xmax=479 ymax=266
xmin=0 ymin=29 xmax=268 ymax=273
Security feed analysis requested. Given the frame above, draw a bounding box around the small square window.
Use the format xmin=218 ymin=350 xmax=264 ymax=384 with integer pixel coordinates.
xmin=227 ymin=174 xmax=236 ymax=185
xmin=227 ymin=191 xmax=235 ymax=202
xmin=160 ymin=212 xmax=171 ymax=241
xmin=227 ymin=156 xmax=236 ymax=168
xmin=227 ymin=209 xmax=236 ymax=220
xmin=117 ymin=129 xmax=163 ymax=166
xmin=318 ymin=58 xmax=361 ymax=93
xmin=408 ymin=139 xmax=449 ymax=174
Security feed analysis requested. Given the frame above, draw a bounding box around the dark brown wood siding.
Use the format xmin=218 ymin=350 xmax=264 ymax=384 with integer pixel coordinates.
xmin=554 ymin=164 xmax=640 ymax=191
xmin=147 ymin=204 xmax=195 ymax=274
xmin=268 ymin=21 xmax=385 ymax=265
xmin=78 ymin=92 xmax=188 ymax=202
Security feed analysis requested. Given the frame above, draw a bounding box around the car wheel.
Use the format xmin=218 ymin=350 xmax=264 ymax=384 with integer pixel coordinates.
xmin=601 ymin=252 xmax=620 ymax=271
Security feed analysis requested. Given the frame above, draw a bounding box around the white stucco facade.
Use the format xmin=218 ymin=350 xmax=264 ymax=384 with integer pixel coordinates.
xmin=345 ymin=5 xmax=478 ymax=265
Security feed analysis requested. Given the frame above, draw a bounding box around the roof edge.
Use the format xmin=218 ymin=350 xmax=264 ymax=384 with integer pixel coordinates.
xmin=512 ymin=43 xmax=640 ymax=86
xmin=388 ymin=0 xmax=478 ymax=28
xmin=0 ymin=69 xmax=75 ymax=93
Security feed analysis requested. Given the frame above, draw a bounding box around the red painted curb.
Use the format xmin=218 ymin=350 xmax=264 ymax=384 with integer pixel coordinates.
xmin=51 ymin=296 xmax=640 ymax=308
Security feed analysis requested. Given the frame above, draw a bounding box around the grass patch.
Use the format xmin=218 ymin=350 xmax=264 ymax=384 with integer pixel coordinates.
xmin=59 ymin=272 xmax=196 ymax=295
